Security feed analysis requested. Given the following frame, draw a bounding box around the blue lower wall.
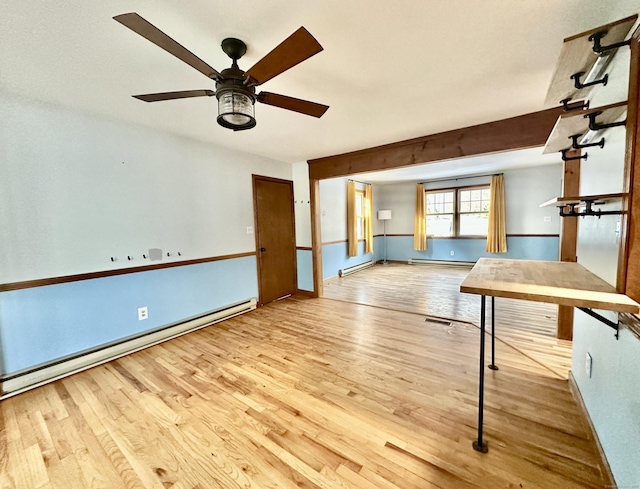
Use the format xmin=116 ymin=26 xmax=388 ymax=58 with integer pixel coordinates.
xmin=322 ymin=241 xmax=374 ymax=279
xmin=0 ymin=256 xmax=258 ymax=375
xmin=296 ymin=249 xmax=313 ymax=291
xmin=385 ymin=235 xmax=559 ymax=262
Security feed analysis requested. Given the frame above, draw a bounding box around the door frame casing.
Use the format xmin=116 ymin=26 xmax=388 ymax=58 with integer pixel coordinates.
xmin=252 ymin=174 xmax=298 ymax=306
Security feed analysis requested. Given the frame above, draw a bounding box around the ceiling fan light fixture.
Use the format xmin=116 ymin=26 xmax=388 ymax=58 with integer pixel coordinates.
xmin=216 ymin=89 xmax=256 ymax=131
xmin=114 ymin=14 xmax=328 ymax=131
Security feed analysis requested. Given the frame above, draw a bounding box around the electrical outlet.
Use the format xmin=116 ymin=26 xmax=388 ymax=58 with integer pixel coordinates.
xmin=544 ymin=216 xmax=552 ymax=222
xmin=585 ymin=352 xmax=592 ymax=378
xmin=246 ymin=226 xmax=254 ymax=234
xmin=450 ymin=250 xmax=455 ymax=256
xmin=138 ymin=306 xmax=148 ymax=321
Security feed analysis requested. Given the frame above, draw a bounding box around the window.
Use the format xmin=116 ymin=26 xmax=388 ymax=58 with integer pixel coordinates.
xmin=458 ymin=187 xmax=491 ymax=236
xmin=355 ymin=190 xmax=365 ymax=239
xmin=426 ymin=185 xmax=490 ymax=237
xmin=426 ymin=190 xmax=455 ymax=237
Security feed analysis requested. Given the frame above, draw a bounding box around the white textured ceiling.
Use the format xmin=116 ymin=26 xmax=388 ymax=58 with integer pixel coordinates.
xmin=1 ymin=0 xmax=638 ymax=172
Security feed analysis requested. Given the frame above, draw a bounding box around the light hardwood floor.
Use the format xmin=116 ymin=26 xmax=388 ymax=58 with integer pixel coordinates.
xmin=323 ymin=263 xmax=573 ymax=379
xmin=0 ymin=294 xmax=608 ymax=488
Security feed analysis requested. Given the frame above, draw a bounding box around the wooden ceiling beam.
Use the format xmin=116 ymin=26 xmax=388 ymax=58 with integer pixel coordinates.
xmin=308 ymin=106 xmax=567 ymax=180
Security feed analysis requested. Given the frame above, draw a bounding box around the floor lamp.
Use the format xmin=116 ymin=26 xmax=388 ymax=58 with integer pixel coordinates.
xmin=377 ymin=210 xmax=392 ymax=265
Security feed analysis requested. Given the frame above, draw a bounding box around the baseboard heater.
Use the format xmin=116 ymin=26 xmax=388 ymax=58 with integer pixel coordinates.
xmin=408 ymin=258 xmax=475 ymax=267
xmin=339 ymin=260 xmax=375 ymax=277
xmin=0 ymin=298 xmax=257 ymax=400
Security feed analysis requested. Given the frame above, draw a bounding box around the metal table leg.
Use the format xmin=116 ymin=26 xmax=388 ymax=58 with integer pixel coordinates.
xmin=489 ymin=296 xmax=498 ymax=371
xmin=473 ymin=295 xmax=489 ymax=453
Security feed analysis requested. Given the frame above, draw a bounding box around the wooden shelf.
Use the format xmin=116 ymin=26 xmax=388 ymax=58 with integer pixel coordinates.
xmin=539 ymin=192 xmax=628 ymax=208
xmin=543 ymin=101 xmax=627 ymax=154
xmin=544 ymin=15 xmax=637 ymax=108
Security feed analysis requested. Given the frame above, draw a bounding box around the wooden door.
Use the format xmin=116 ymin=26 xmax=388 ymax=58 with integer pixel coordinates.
xmin=253 ymin=175 xmax=297 ymax=305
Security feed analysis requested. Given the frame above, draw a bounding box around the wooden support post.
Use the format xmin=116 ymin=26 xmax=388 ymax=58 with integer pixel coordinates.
xmin=558 ymin=151 xmax=581 ymax=340
xmin=310 ymin=178 xmax=323 ymax=298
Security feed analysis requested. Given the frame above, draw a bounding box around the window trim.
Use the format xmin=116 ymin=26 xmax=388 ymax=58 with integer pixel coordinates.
xmin=425 ymin=184 xmax=491 ymax=238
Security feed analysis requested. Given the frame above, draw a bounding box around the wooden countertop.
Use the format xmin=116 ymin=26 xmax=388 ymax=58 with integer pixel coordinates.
xmin=460 ymin=258 xmax=640 ymax=314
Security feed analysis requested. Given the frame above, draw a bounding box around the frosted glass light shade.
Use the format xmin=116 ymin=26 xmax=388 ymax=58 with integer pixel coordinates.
xmin=378 ymin=210 xmax=392 ymax=220
xmin=217 ymin=90 xmax=256 ymax=130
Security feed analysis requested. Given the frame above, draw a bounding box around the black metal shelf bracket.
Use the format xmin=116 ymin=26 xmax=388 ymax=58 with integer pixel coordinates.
xmin=578 ymin=307 xmax=620 ymax=339
xmin=558 ymin=199 xmax=624 ymax=218
xmin=571 ymin=71 xmax=608 ymax=90
xmin=561 ymin=98 xmax=589 ymax=112
xmin=569 ymin=133 xmax=605 ymax=150
xmin=589 ymin=30 xmax=631 ymax=55
xmin=561 ymin=149 xmax=588 ymax=162
xmin=585 ymin=111 xmax=627 ymax=131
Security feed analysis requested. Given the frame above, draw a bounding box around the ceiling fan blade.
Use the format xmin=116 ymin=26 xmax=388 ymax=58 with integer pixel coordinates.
xmin=114 ymin=13 xmax=221 ymax=80
xmin=133 ymin=90 xmax=215 ymax=102
xmin=257 ymin=92 xmax=329 ymax=118
xmin=245 ymin=27 xmax=323 ymax=85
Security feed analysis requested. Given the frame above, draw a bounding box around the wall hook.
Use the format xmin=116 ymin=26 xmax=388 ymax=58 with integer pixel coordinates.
xmin=127 ymin=256 xmax=133 ymax=261
xmin=110 ymin=257 xmax=116 ymax=262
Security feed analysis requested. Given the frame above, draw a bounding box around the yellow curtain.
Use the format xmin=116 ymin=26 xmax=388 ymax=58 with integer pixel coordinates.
xmin=414 ymin=184 xmax=427 ymax=250
xmin=364 ymin=184 xmax=374 ymax=254
xmin=486 ymin=174 xmax=508 ymax=253
xmin=347 ymin=181 xmax=358 ymax=257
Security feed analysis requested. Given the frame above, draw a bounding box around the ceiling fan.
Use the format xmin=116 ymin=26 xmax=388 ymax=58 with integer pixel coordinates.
xmin=113 ymin=13 xmax=329 ymax=131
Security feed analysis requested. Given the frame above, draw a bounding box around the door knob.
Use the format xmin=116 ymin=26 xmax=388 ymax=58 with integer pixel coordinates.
xmin=260 ymin=247 xmax=266 ymax=252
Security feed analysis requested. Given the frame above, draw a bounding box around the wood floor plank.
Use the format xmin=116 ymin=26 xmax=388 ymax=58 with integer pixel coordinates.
xmin=323 ymin=263 xmax=572 ymax=378
xmin=0 ymin=288 xmax=610 ymax=488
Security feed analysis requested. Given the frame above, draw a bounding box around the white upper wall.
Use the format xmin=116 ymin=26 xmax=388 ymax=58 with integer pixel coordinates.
xmin=0 ymin=91 xmax=292 ymax=283
xmin=319 ymin=177 xmax=349 ymax=242
xmin=503 ymin=165 xmax=562 ymax=234
xmin=292 ymin=161 xmax=312 ymax=248
xmin=319 ymin=177 xmax=378 ymax=242
xmin=575 ymin=40 xmax=629 ymax=285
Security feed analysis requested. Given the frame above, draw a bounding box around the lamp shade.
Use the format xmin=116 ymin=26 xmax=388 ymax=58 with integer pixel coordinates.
xmin=377 ymin=210 xmax=392 ymax=220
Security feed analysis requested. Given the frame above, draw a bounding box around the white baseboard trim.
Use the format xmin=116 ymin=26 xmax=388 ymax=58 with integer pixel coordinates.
xmin=1 ymin=298 xmax=257 ymax=400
